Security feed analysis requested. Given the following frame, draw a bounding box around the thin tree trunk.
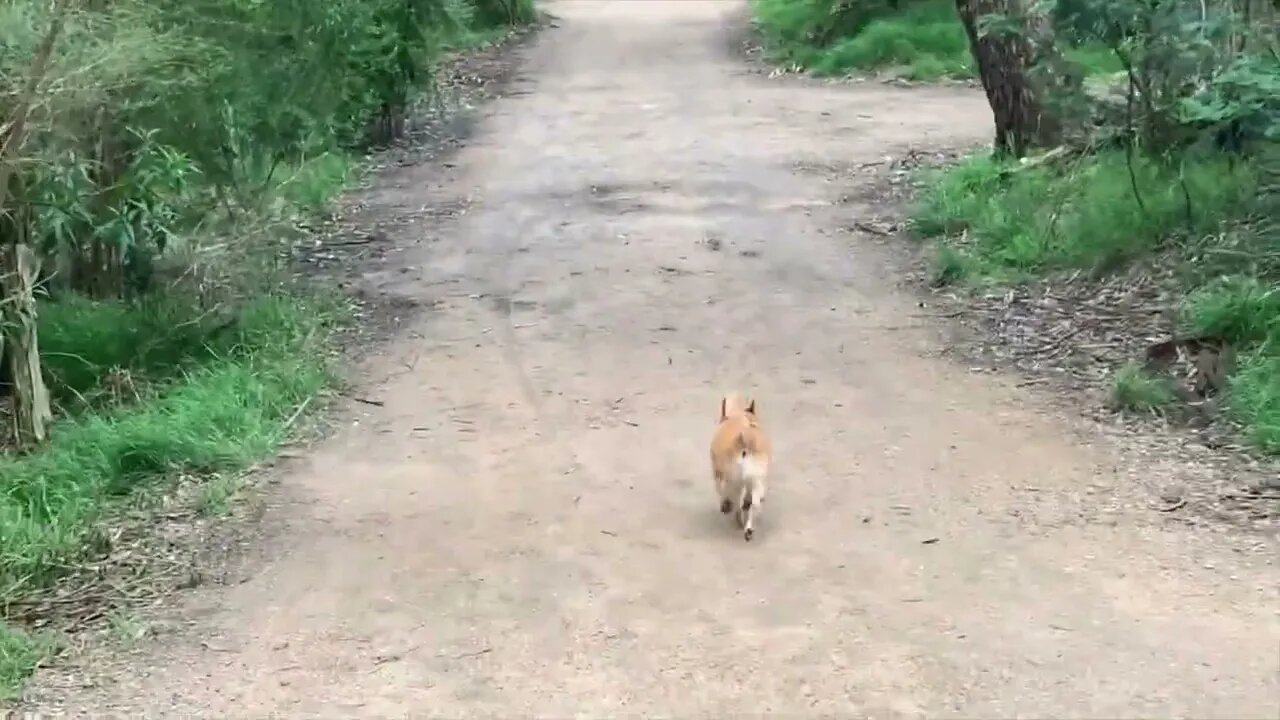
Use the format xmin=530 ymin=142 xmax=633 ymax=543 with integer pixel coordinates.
xmin=954 ymin=0 xmax=1063 ymax=157
xmin=0 ymin=0 xmax=71 ymax=447
xmin=0 ymin=243 xmax=52 ymax=448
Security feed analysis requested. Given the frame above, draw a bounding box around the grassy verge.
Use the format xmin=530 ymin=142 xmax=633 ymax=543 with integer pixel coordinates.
xmin=912 ymin=151 xmax=1257 ymax=279
xmin=0 ymin=0 xmax=537 ymax=701
xmin=752 ymin=0 xmax=1117 ymax=80
xmin=910 ymin=148 xmax=1277 ymax=454
xmin=0 ymin=289 xmax=346 ymax=700
xmin=0 ymin=63 xmax=359 ymax=710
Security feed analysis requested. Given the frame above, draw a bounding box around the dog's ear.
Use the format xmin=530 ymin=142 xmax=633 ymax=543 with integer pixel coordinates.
xmin=746 ymin=398 xmax=757 ymax=415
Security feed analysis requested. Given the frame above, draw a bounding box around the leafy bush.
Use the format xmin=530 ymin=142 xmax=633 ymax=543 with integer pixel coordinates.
xmin=2 ymin=0 xmax=528 ymax=300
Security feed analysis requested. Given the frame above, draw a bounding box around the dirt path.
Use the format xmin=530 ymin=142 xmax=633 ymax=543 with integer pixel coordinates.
xmin=26 ymin=1 xmax=1278 ymax=717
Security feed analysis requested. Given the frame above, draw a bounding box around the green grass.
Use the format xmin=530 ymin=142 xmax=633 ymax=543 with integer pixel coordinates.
xmin=1111 ymin=361 xmax=1177 ymax=412
xmin=913 ymin=147 xmax=1278 ymax=454
xmin=1228 ymin=353 xmax=1280 ymax=453
xmin=0 ymin=290 xmax=346 ymax=692
xmin=0 ymin=624 xmax=56 ymax=701
xmin=40 ymin=296 xmax=241 ymax=410
xmin=1182 ymin=277 xmax=1280 ymax=347
xmin=753 ymin=0 xmax=1118 ymax=80
xmin=3 ymin=293 xmax=342 ymax=596
xmin=754 ymin=0 xmax=972 ymax=79
xmin=911 ymin=151 xmax=1257 ymax=279
xmin=271 ymin=152 xmax=356 ymax=214
xmin=1183 ymin=277 xmax=1280 ymax=450
xmin=812 ymin=1 xmax=973 ymax=80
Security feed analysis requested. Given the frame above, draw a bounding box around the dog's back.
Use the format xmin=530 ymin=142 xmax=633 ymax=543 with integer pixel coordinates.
xmin=710 ymin=393 xmax=772 ymax=541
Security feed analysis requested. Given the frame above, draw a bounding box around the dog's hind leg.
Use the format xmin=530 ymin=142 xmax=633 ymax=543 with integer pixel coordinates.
xmin=741 ymin=480 xmax=765 ymax=541
xmin=735 ymin=483 xmax=751 ymax=534
xmin=715 ymin=471 xmax=733 ymax=514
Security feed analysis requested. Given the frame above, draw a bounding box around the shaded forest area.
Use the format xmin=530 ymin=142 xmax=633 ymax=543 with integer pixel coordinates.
xmin=0 ymin=0 xmax=535 ymax=697
xmin=755 ymin=0 xmax=1279 ymax=457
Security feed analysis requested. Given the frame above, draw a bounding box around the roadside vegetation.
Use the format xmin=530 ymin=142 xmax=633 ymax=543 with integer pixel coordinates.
xmin=0 ymin=0 xmax=535 ymax=699
xmin=752 ymin=0 xmax=1119 ymax=80
xmin=909 ymin=0 xmax=1276 ymax=454
xmin=755 ymin=0 xmax=1277 ymax=456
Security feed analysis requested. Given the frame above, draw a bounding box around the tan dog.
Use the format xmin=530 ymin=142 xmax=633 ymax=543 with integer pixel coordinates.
xmin=709 ymin=392 xmax=773 ymax=541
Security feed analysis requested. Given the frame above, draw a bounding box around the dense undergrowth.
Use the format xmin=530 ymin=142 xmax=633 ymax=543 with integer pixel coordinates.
xmin=913 ymin=148 xmax=1278 ymax=451
xmin=0 ymin=0 xmax=534 ymax=699
xmin=897 ymin=0 xmax=1280 ymax=453
xmin=752 ymin=0 xmax=1119 ymax=80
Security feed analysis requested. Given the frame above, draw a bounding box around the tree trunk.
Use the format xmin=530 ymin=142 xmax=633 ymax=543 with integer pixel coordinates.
xmin=954 ymin=0 xmax=1063 ymax=157
xmin=0 ymin=243 xmax=52 ymax=448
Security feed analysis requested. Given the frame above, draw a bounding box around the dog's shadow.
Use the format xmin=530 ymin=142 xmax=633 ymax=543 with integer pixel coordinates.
xmin=681 ymin=489 xmax=783 ymax=545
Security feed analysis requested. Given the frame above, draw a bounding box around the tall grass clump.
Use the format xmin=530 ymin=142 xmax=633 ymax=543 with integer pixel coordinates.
xmin=911 ymin=151 xmax=1257 ymax=280
xmin=753 ymin=0 xmax=972 ymax=78
xmin=1181 ymin=259 xmax=1280 ymax=452
xmin=0 ymin=625 xmax=54 ymax=700
xmin=1111 ymin=361 xmax=1177 ymax=412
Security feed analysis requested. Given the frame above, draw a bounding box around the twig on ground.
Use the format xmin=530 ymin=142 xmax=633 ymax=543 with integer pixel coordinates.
xmin=282 ymin=396 xmax=315 ymax=431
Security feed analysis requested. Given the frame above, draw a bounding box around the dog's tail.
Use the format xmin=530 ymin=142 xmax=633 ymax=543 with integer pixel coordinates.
xmin=736 ymin=431 xmax=768 ymax=482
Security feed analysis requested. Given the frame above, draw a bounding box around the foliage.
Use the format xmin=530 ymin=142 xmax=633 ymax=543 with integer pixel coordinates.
xmin=0 ymin=293 xmax=343 ymax=598
xmin=752 ymin=0 xmax=1118 ymax=80
xmin=1179 ymin=52 xmax=1280 ymax=148
xmin=1227 ymin=352 xmax=1280 ymax=452
xmin=1 ymin=0 xmax=527 ymax=300
xmin=0 ymin=0 xmax=534 ymax=694
xmin=1183 ymin=276 xmax=1280 ymax=347
xmin=909 ymin=0 xmax=1279 ymax=452
xmin=1057 ymin=0 xmax=1280 ymax=150
xmin=911 ymin=150 xmax=1256 ymax=278
xmin=753 ymin=0 xmax=972 ymax=78
xmin=0 ymin=624 xmax=54 ymax=701
xmin=752 ymin=0 xmax=1278 ymax=450
xmin=1182 ymin=275 xmax=1280 ymax=450
xmin=753 ymin=0 xmax=905 ymax=59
